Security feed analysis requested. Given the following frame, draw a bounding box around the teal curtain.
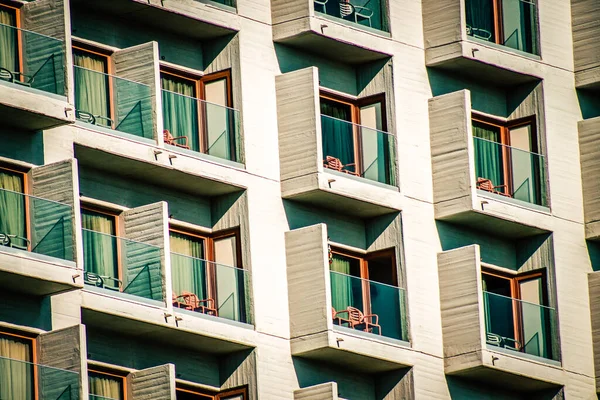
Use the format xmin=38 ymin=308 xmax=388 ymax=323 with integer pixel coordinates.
xmin=161 ymin=75 xmax=199 ymax=152
xmin=82 ymin=209 xmax=118 ymax=282
xmin=321 ymin=99 xmax=355 ymax=173
xmin=170 ymin=232 xmax=206 ymax=301
xmin=0 ymin=169 xmax=26 ymax=239
xmin=0 ymin=334 xmax=33 ymax=400
xmin=465 ymin=0 xmax=495 ymax=42
xmin=473 ymin=121 xmax=504 ymax=188
xmin=73 ymin=50 xmax=110 ymax=121
xmin=88 ymin=371 xmax=123 ymax=400
xmin=0 ymin=8 xmax=17 ymax=72
xmin=330 ymin=254 xmax=355 ymax=313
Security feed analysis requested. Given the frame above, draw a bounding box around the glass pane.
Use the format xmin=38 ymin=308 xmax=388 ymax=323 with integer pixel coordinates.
xmin=82 ymin=210 xmax=118 ymax=285
xmin=0 ymin=333 xmax=33 ymax=400
xmin=501 ymin=0 xmax=538 ymax=54
xmin=88 ymin=371 xmax=124 ymax=400
xmin=519 ymin=278 xmax=547 ymax=357
xmin=170 ymin=232 xmax=206 ymax=303
xmin=73 ymin=50 xmax=110 ymax=122
xmin=0 ymin=169 xmax=26 ymax=240
xmin=161 ymin=75 xmax=200 ymax=152
xmin=0 ymin=7 xmax=18 ymax=72
xmin=214 ymin=236 xmax=244 ymax=321
xmin=203 ymin=79 xmax=232 ymax=161
xmin=509 ymin=124 xmax=537 ymax=204
xmin=465 ymin=0 xmax=496 ymax=43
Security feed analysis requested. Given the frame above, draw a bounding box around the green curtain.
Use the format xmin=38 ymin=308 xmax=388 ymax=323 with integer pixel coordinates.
xmin=0 ymin=334 xmax=33 ymax=400
xmin=0 ymin=170 xmax=26 ymax=239
xmin=465 ymin=0 xmax=495 ymax=42
xmin=73 ymin=50 xmax=110 ymax=120
xmin=88 ymin=371 xmax=123 ymax=400
xmin=330 ymin=254 xmax=354 ymax=313
xmin=82 ymin=209 xmax=118 ymax=282
xmin=321 ymin=99 xmax=355 ymax=173
xmin=0 ymin=8 xmax=17 ymax=72
xmin=473 ymin=122 xmax=504 ymax=188
xmin=170 ymin=232 xmax=206 ymax=301
xmin=161 ymin=75 xmax=199 ymax=152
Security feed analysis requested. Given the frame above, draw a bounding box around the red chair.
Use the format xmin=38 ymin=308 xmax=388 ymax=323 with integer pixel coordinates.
xmin=163 ymin=129 xmax=190 ymax=149
xmin=346 ymin=306 xmax=381 ymax=335
xmin=174 ymin=291 xmax=218 ymax=316
xmin=476 ymin=177 xmax=510 ymax=197
xmin=323 ymin=155 xmax=358 ymax=176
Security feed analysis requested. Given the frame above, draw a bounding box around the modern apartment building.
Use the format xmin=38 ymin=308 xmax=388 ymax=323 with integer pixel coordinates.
xmin=0 ymin=0 xmax=598 ymax=398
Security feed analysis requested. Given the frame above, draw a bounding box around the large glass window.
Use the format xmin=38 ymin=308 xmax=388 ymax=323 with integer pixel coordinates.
xmin=176 ymin=385 xmax=246 ymax=400
xmin=88 ymin=369 xmax=125 ymax=400
xmin=0 ymin=4 xmax=18 ymax=73
xmin=73 ymin=46 xmax=112 ymax=127
xmin=81 ymin=207 xmax=120 ymax=290
xmin=0 ymin=167 xmax=26 ymax=245
xmin=0 ymin=331 xmax=34 ymax=400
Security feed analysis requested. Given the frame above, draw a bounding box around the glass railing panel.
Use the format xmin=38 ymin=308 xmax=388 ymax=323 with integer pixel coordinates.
xmin=314 ymin=0 xmax=389 ymax=32
xmin=330 ymin=271 xmax=407 ymax=341
xmin=0 ymin=188 xmax=74 ymax=261
xmin=82 ymin=229 xmax=163 ymax=302
xmin=465 ymin=0 xmax=539 ymax=55
xmin=473 ymin=137 xmax=547 ymax=206
xmin=0 ymin=356 xmax=80 ymax=400
xmin=171 ymin=253 xmax=252 ymax=324
xmin=321 ymin=114 xmax=396 ymax=185
xmin=209 ymin=0 xmax=236 ymax=6
xmin=73 ymin=66 xmax=153 ymax=139
xmin=483 ymin=291 xmax=557 ymax=361
xmin=0 ymin=22 xmax=65 ymax=95
xmin=161 ymin=89 xmax=242 ymax=163
xmin=90 ymin=396 xmax=119 ymax=400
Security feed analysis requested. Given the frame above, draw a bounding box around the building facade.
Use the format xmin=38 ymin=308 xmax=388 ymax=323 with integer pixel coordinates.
xmin=0 ymin=0 xmax=598 ymax=398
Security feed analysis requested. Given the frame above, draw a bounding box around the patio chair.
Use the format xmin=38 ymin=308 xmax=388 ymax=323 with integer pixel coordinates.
xmin=314 ymin=0 xmax=328 ymax=13
xmin=0 ymin=67 xmax=34 ymax=87
xmin=331 ymin=307 xmax=351 ymax=327
xmin=323 ymin=155 xmax=358 ymax=176
xmin=486 ymin=332 xmax=521 ymax=351
xmin=163 ymin=129 xmax=190 ymax=149
xmin=76 ymin=110 xmax=114 ymax=129
xmin=339 ymin=1 xmax=373 ymax=27
xmin=346 ymin=306 xmax=381 ymax=335
xmin=175 ymin=291 xmax=218 ymax=316
xmin=476 ymin=177 xmax=510 ymax=197
xmin=83 ymin=271 xmax=122 ymax=291
xmin=466 ymin=24 xmax=493 ymax=41
xmin=0 ymin=233 xmax=30 ymax=251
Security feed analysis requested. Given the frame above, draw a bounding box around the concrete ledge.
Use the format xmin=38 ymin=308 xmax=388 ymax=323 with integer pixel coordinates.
xmin=0 ymin=247 xmax=81 ymax=296
xmin=0 ymin=81 xmax=74 ymax=130
xmin=576 ymin=66 xmax=600 ymax=90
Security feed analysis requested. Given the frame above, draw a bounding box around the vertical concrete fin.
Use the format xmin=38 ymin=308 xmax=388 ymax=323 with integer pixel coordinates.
xmin=128 ymin=363 xmax=175 ymax=400
xmin=271 ymin=0 xmax=311 ymax=25
xmin=31 ymin=159 xmax=80 ymax=264
xmin=285 ymin=223 xmax=330 ymax=338
xmin=276 ymin=67 xmax=321 ymax=182
xmin=589 ymin=272 xmax=600 ymax=390
xmin=579 ymin=117 xmax=600 ymax=224
xmin=122 ymin=201 xmax=169 ymax=302
xmin=113 ymin=42 xmax=161 ymax=141
xmin=37 ymin=325 xmax=86 ymax=400
xmin=571 ymin=0 xmax=600 ymax=74
xmin=422 ymin=0 xmax=464 ymax=48
xmin=220 ymin=350 xmax=257 ymax=400
xmin=437 ymin=245 xmax=484 ymax=361
xmin=294 ymin=382 xmax=339 ymax=400
xmin=429 ymin=89 xmax=474 ymax=205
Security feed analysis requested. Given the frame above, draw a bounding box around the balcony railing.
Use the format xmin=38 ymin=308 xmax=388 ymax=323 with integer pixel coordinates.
xmin=314 ymin=0 xmax=389 ymax=32
xmin=465 ymin=0 xmax=539 ymax=55
xmin=0 ymin=356 xmax=80 ymax=400
xmin=483 ymin=291 xmax=557 ymax=361
xmin=171 ymin=253 xmax=252 ymax=324
xmin=321 ymin=114 xmax=396 ymax=186
xmin=161 ymin=89 xmax=242 ymax=163
xmin=473 ymin=137 xmax=547 ymax=206
xmin=90 ymin=395 xmax=118 ymax=400
xmin=0 ymin=23 xmax=65 ymax=95
xmin=330 ymin=271 xmax=408 ymax=341
xmin=73 ymin=66 xmax=154 ymax=139
xmin=82 ymin=229 xmax=163 ymax=302
xmin=0 ymin=188 xmax=74 ymax=262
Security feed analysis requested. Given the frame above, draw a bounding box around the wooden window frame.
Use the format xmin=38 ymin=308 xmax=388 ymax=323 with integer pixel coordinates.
xmin=0 ymin=165 xmax=31 ymax=250
xmin=319 ymin=90 xmax=388 ymax=177
xmin=160 ymin=67 xmax=234 ymax=155
xmin=175 ymin=384 xmax=247 ymax=399
xmin=72 ymin=43 xmax=115 ymax=128
xmin=88 ymin=366 xmax=127 ymax=400
xmin=0 ymin=329 xmax=37 ymax=399
xmin=0 ymin=1 xmax=24 ymax=77
xmin=482 ymin=268 xmax=548 ymax=352
xmin=472 ymin=113 xmax=539 ymax=197
xmin=330 ymin=246 xmax=398 ymax=316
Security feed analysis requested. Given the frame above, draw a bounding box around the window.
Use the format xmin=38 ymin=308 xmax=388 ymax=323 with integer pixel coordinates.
xmin=329 ymin=247 xmax=405 ymax=340
xmin=81 ymin=206 xmax=120 ymax=290
xmin=170 ymin=228 xmax=248 ymax=322
xmin=320 ymin=92 xmax=394 ymax=185
xmin=88 ymin=368 xmax=125 ymax=400
xmin=161 ymin=68 xmax=236 ymax=160
xmin=482 ymin=269 xmax=553 ymax=359
xmin=176 ymin=385 xmax=246 ymax=400
xmin=472 ymin=114 xmax=545 ymax=206
xmin=0 ymin=166 xmax=28 ymax=249
xmin=73 ymin=45 xmax=113 ymax=128
xmin=0 ymin=2 xmax=19 ymax=74
xmin=0 ymin=330 xmax=35 ymax=400
xmin=465 ymin=0 xmax=539 ymax=55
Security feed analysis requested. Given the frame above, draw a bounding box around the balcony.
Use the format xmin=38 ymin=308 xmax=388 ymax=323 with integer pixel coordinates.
xmin=0 ymin=188 xmax=80 ymax=296
xmin=0 ymin=24 xmax=73 ymax=130
xmin=0 ymin=356 xmax=80 ymax=400
xmin=277 ymin=68 xmax=401 ymax=218
xmin=171 ymin=253 xmax=252 ymax=325
xmin=422 ymin=0 xmax=542 ymax=85
xmin=161 ymin=89 xmax=242 ymax=165
xmin=438 ymin=245 xmax=564 ymax=391
xmin=272 ymin=0 xmax=392 ymax=64
xmin=74 ymin=66 xmax=154 ymax=141
xmin=429 ymin=90 xmax=551 ymax=238
xmin=82 ymin=229 xmax=163 ymax=304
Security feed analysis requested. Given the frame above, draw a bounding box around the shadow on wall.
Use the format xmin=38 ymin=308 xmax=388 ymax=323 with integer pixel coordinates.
xmin=427 ymin=69 xmax=539 ymax=118
xmin=0 ymin=127 xmax=44 ymax=165
xmin=447 ymin=376 xmax=564 ymax=399
xmin=0 ymin=289 xmax=52 ymax=331
xmin=577 ymin=89 xmax=600 ymax=120
xmin=586 ymin=240 xmax=600 ymax=272
xmin=292 ymin=357 xmax=413 ymax=400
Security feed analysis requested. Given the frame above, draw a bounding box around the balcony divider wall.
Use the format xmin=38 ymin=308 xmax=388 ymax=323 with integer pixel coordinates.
xmin=578 ymin=117 xmax=600 ymax=239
